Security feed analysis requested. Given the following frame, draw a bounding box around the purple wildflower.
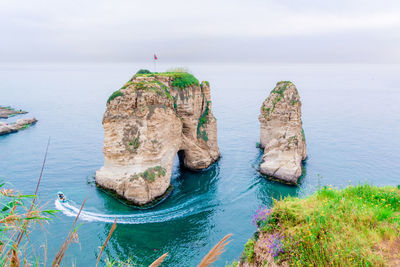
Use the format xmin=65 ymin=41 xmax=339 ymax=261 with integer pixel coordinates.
xmin=251 ymin=205 xmax=271 ymax=226
xmin=267 ymin=234 xmax=284 ymax=257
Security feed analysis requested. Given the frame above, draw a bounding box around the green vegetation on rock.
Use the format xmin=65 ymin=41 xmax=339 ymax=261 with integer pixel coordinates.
xmin=263 ymin=81 xmax=294 ymax=117
xmin=225 ymin=261 xmax=238 ymax=267
xmin=130 ymin=166 xmax=166 ymax=182
xmin=273 ymin=81 xmax=293 ymax=96
xmin=107 ymin=90 xmax=123 ymax=103
xmin=136 ymin=69 xmax=152 ymax=74
xmin=196 ymin=100 xmax=210 ymax=141
xmin=170 ymin=72 xmax=199 ymax=88
xmin=134 ymin=71 xmax=199 ymax=89
xmin=246 ymin=184 xmax=400 ymax=266
xmin=128 ymin=135 xmax=140 ymax=150
xmin=242 ymin=238 xmax=255 ymax=263
xmin=21 ymin=124 xmax=31 ymax=130
xmin=120 ymin=81 xmax=134 ymax=90
xmin=197 ymin=130 xmax=209 ymax=142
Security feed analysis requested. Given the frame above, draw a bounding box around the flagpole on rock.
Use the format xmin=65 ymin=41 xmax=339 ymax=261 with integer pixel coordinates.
xmin=153 ymin=53 xmax=158 ymax=73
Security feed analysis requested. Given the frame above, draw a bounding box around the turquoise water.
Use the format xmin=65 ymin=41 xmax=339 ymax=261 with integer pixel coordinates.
xmin=0 ymin=63 xmax=399 ymax=266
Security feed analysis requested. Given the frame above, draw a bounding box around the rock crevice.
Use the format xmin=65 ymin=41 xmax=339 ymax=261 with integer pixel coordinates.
xmin=95 ymin=72 xmax=220 ymax=205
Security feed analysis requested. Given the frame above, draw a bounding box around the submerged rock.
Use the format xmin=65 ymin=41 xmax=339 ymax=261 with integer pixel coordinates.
xmin=0 ymin=117 xmax=37 ymax=135
xmin=258 ymin=81 xmax=307 ymax=184
xmin=95 ymin=72 xmax=220 ymax=205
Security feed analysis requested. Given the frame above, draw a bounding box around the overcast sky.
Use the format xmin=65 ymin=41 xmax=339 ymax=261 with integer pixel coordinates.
xmin=1 ymin=0 xmax=400 ymax=63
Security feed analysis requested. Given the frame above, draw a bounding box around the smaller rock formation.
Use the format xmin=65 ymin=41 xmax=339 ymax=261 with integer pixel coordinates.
xmin=0 ymin=118 xmax=37 ymax=135
xmin=0 ymin=106 xmax=27 ymax=119
xmin=258 ymin=81 xmax=306 ymax=184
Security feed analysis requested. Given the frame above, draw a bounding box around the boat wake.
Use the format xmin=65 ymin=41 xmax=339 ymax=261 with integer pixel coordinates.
xmin=55 ymin=196 xmax=216 ymax=224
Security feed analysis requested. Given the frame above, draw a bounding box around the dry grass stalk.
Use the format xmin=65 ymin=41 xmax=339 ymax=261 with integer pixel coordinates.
xmin=52 ymin=196 xmax=87 ymax=267
xmin=0 ymin=189 xmax=15 ymax=197
xmin=10 ymin=244 xmax=19 ymax=267
xmin=23 ymin=244 xmax=28 ymax=267
xmin=14 ymin=138 xmax=50 ymax=251
xmin=197 ymin=234 xmax=232 ymax=267
xmin=0 ymin=214 xmax=21 ymax=224
xmin=95 ymin=218 xmax=117 ymax=267
xmin=43 ymin=240 xmax=48 ymax=267
xmin=149 ymin=252 xmax=168 ymax=267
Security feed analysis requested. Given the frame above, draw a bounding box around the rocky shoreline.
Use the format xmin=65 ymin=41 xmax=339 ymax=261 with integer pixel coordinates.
xmin=0 ymin=106 xmax=27 ymax=118
xmin=0 ymin=106 xmax=37 ymax=135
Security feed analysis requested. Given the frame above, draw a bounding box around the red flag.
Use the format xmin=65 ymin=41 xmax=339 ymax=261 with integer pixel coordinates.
xmin=154 ymin=54 xmax=158 ymax=60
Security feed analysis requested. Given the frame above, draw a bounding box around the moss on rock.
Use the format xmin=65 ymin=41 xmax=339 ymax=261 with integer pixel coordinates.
xmin=129 ymin=166 xmax=167 ymax=182
xmin=107 ymin=90 xmax=123 ymax=103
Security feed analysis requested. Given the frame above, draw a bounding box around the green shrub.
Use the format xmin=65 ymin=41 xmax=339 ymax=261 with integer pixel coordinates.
xmin=107 ymin=90 xmax=123 ymax=103
xmin=136 ymin=69 xmax=152 ymax=74
xmin=243 ymin=238 xmax=255 ymax=263
xmin=171 ymin=72 xmax=199 ymax=88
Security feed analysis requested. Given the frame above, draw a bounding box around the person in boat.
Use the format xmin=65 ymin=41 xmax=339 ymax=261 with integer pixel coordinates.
xmin=58 ymin=191 xmax=66 ymax=202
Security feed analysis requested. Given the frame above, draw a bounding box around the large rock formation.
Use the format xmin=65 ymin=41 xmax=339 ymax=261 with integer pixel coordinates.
xmin=258 ymin=81 xmax=307 ymax=184
xmin=95 ymin=71 xmax=220 ymax=206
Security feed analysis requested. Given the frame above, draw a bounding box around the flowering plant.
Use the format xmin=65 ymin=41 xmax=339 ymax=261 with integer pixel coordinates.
xmin=266 ymin=234 xmax=284 ymax=257
xmin=251 ymin=205 xmax=271 ymax=228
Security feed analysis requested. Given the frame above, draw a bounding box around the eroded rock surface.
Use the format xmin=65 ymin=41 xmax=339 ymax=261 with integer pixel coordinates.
xmin=95 ymin=72 xmax=220 ymax=205
xmin=238 ymin=232 xmax=287 ymax=267
xmin=258 ymin=81 xmax=307 ymax=184
xmin=0 ymin=118 xmax=37 ymax=135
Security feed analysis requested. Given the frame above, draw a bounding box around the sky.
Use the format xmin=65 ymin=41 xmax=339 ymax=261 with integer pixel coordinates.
xmin=1 ymin=0 xmax=400 ymax=63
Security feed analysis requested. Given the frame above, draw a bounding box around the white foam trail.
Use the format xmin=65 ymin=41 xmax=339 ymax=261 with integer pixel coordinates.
xmin=55 ymin=198 xmax=214 ymax=224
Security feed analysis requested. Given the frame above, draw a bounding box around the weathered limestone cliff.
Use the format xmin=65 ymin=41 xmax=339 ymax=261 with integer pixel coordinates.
xmin=258 ymin=81 xmax=306 ymax=184
xmin=95 ymin=71 xmax=220 ymax=205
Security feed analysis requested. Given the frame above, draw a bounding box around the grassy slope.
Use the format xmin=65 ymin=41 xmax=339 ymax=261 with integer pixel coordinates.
xmin=241 ymin=184 xmax=400 ymax=266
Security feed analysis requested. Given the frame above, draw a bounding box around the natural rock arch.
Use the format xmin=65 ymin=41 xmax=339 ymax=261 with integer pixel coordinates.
xmin=95 ymin=72 xmax=220 ymax=205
